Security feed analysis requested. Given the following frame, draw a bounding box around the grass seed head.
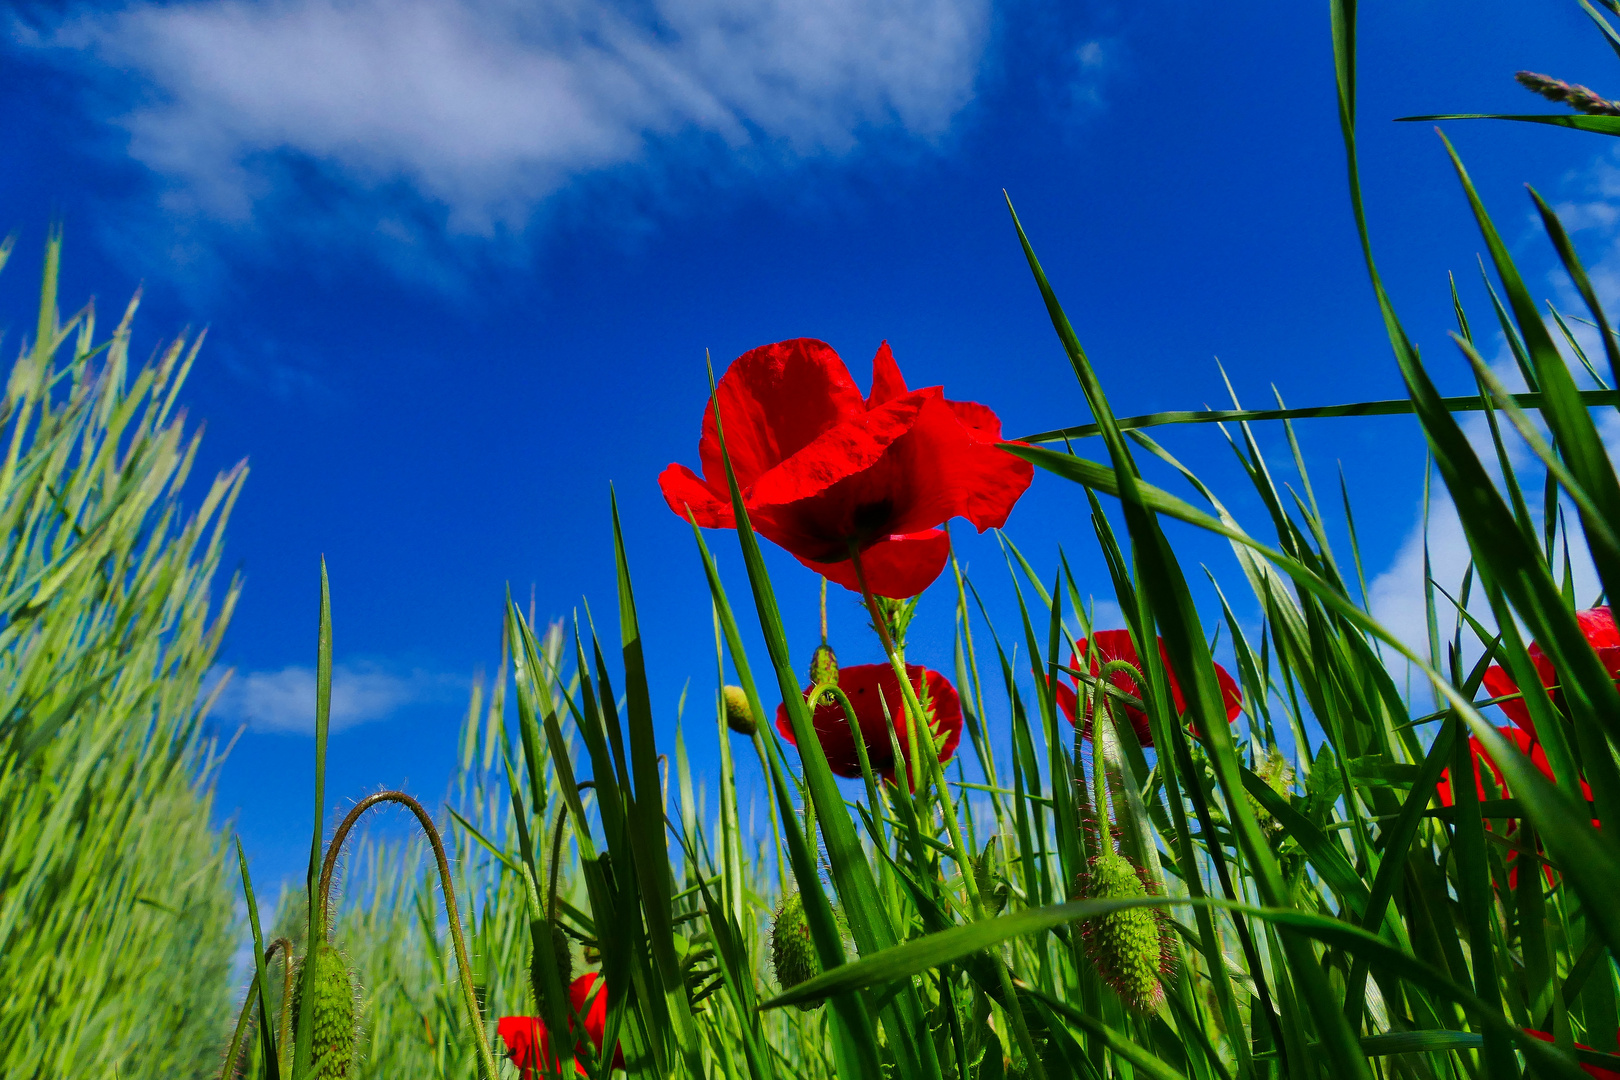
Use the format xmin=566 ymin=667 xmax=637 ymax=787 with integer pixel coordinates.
xmin=1078 ymin=852 xmax=1172 ymax=1014
xmin=722 ymin=685 xmax=757 ymax=736
xmin=770 ymin=891 xmax=822 ymax=1010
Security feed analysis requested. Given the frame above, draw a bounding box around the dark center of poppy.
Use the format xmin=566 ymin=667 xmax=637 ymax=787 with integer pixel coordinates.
xmin=850 ymin=499 xmax=895 ymax=542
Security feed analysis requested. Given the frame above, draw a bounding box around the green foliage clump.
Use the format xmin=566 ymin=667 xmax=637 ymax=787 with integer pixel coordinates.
xmin=0 ymin=235 xmax=243 ymax=1080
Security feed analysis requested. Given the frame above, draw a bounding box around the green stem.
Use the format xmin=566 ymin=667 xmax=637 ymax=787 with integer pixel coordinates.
xmin=847 ymin=543 xmax=1050 ymax=1080
xmin=318 ymin=791 xmax=502 ymax=1080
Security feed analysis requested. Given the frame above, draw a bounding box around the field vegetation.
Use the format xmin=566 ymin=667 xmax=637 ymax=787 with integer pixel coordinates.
xmin=8 ymin=4 xmax=1620 ymax=1080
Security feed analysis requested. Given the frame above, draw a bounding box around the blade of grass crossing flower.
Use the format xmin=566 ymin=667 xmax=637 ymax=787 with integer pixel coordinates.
xmin=1006 ymin=200 xmax=1367 ymax=1080
xmin=237 ymin=838 xmax=282 ymax=1080
xmin=1014 ymin=391 xmax=1620 ymax=445
xmin=609 ymin=492 xmax=706 ymax=1078
xmin=678 ymin=515 xmax=886 ymax=1079
xmin=700 ymin=360 xmax=956 ymax=1080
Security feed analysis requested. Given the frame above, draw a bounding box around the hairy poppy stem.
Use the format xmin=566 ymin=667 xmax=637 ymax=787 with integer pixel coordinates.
xmin=847 ymin=543 xmax=1050 ymax=1080
xmin=317 ymin=791 xmax=502 ymax=1080
xmin=220 ymin=938 xmax=292 ymax=1080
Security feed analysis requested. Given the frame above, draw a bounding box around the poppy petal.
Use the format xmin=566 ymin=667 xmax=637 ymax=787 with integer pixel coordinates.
xmin=1482 ymin=663 xmax=1535 ymax=737
xmin=802 ymin=529 xmax=951 ymax=599
xmin=696 ymin=339 xmax=866 ymax=491
xmin=745 ymin=389 xmax=934 ymax=513
xmin=867 ymin=340 xmax=910 ymax=407
xmin=657 ymin=464 xmax=735 ymax=528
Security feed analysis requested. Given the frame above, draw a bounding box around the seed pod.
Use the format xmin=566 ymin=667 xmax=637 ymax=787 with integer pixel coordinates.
xmin=722 ymin=685 xmax=757 ymax=736
xmin=809 ymin=643 xmax=839 ymax=687
xmin=291 ymin=942 xmax=358 ymax=1078
xmin=770 ymin=892 xmax=821 ymax=1010
xmin=530 ymin=919 xmax=574 ymax=1013
xmin=1077 ymin=852 xmax=1171 ymax=1013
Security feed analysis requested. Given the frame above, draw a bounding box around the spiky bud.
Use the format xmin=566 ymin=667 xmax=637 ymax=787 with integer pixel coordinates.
xmin=530 ymin=919 xmax=574 ymax=1012
xmin=722 ymin=685 xmax=757 ymax=736
xmin=809 ymin=644 xmax=839 ymax=687
xmin=1078 ymin=852 xmax=1171 ymax=1013
xmin=770 ymin=892 xmax=822 ymax=1010
xmin=291 ymin=942 xmax=358 ymax=1078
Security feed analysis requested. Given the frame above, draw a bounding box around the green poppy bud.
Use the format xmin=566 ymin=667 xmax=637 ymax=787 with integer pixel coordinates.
xmin=291 ymin=942 xmax=358 ymax=1079
xmin=1078 ymin=852 xmax=1171 ymax=1013
xmin=770 ymin=892 xmax=822 ymax=1010
xmin=530 ymin=919 xmax=574 ymax=1013
xmin=722 ymin=685 xmax=757 ymax=736
xmin=809 ymin=644 xmax=839 ymax=687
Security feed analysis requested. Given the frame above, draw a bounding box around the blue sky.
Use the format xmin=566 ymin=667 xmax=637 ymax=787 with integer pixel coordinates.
xmin=5 ymin=0 xmax=1620 ymax=893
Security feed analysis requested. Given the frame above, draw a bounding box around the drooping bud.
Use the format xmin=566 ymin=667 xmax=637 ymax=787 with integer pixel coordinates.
xmin=809 ymin=644 xmax=839 ymax=688
xmin=770 ymin=891 xmax=822 ymax=1010
xmin=1078 ymin=852 xmax=1171 ymax=1013
xmin=291 ymin=942 xmax=358 ymax=1078
xmin=530 ymin=919 xmax=574 ymax=1013
xmin=722 ymin=685 xmax=757 ymax=736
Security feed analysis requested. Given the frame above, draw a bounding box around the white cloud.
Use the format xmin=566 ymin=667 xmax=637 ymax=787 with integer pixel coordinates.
xmin=210 ymin=662 xmax=461 ymax=734
xmin=25 ymin=0 xmax=989 ymax=233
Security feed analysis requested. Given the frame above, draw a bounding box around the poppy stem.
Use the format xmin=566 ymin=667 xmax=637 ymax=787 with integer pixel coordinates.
xmin=851 ymin=546 xmax=1054 ymax=1080
xmin=318 ymin=790 xmax=503 ymax=1080
xmin=820 ymin=575 xmax=829 ymax=644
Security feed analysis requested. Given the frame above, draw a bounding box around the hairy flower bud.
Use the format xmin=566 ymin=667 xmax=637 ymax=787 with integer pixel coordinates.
xmin=809 ymin=644 xmax=840 ymax=687
xmin=722 ymin=685 xmax=757 ymax=736
xmin=770 ymin=892 xmax=822 ymax=1010
xmin=291 ymin=942 xmax=358 ymax=1078
xmin=1078 ymin=852 xmax=1172 ymax=1013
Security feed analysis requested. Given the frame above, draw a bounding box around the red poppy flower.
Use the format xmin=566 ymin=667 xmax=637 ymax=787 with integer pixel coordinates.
xmin=1481 ymin=606 xmax=1620 ymax=738
xmin=775 ymin=663 xmax=962 ymax=786
xmin=1050 ymin=630 xmax=1242 ymax=747
xmin=496 ymin=973 xmax=624 ymax=1077
xmin=1438 ymin=725 xmax=1597 ymax=890
xmin=659 ymin=339 xmax=1033 ymax=599
xmin=1524 ymin=1029 xmax=1620 ymax=1080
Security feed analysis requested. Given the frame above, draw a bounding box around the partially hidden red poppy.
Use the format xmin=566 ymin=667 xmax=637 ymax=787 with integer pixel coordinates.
xmin=659 ymin=339 xmax=1033 ymax=599
xmin=1050 ymin=630 xmax=1242 ymax=747
xmin=1438 ymin=725 xmax=1597 ymax=889
xmin=775 ymin=663 xmax=962 ymax=786
xmin=1523 ymin=1029 xmax=1620 ymax=1080
xmin=497 ymin=973 xmax=625 ymax=1077
xmin=1481 ymin=606 xmax=1620 ymax=738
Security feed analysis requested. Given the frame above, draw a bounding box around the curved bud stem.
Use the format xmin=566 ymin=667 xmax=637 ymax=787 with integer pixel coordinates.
xmin=317 ymin=790 xmax=502 ymax=1080
xmin=221 ymin=938 xmax=293 ymax=1080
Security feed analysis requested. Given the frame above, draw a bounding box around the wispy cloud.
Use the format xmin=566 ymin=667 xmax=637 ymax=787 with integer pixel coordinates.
xmin=23 ymin=0 xmax=989 ymax=237
xmin=210 ymin=662 xmax=462 ymax=735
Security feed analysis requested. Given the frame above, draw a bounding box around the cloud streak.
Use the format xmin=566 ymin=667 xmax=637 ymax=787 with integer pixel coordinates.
xmin=27 ymin=0 xmax=989 ymax=233
xmin=210 ymin=663 xmax=462 ymax=735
